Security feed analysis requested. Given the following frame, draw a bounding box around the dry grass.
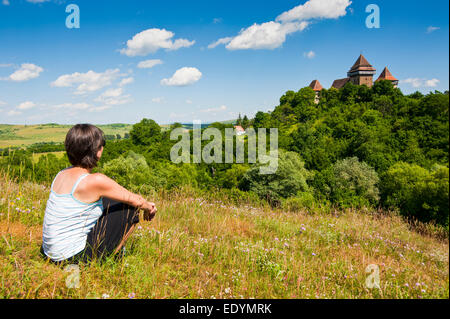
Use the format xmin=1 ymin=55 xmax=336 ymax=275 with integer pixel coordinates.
xmin=0 ymin=173 xmax=448 ymax=299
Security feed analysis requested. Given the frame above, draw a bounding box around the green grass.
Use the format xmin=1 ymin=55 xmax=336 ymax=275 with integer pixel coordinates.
xmin=0 ymin=173 xmax=448 ymax=299
xmin=0 ymin=124 xmax=133 ymax=148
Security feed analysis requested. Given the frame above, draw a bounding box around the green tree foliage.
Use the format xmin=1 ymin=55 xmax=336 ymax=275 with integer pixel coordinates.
xmin=102 ymin=151 xmax=158 ymax=193
xmin=382 ymin=162 xmax=449 ymax=228
xmin=242 ymin=115 xmax=249 ymax=129
xmin=319 ymin=157 xmax=380 ymax=208
xmin=1 ymin=81 xmax=448 ymax=229
xmin=240 ymin=151 xmax=312 ymax=206
xmin=129 ymin=118 xmax=162 ymax=146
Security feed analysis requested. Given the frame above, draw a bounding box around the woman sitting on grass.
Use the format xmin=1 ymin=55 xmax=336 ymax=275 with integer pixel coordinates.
xmin=41 ymin=124 xmax=157 ymax=264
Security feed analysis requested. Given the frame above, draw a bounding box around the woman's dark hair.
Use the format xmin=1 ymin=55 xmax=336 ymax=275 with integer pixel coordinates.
xmin=65 ymin=124 xmax=106 ymax=169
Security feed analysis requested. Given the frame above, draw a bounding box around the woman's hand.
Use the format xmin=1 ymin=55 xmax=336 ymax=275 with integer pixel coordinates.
xmin=142 ymin=201 xmax=157 ymax=222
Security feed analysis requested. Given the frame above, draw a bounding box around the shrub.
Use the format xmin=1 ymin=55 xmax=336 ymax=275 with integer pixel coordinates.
xmin=382 ymin=162 xmax=449 ymax=228
xmin=240 ymin=151 xmax=312 ymax=207
xmin=318 ymin=157 xmax=380 ymax=208
xmin=282 ymin=192 xmax=316 ymax=212
xmin=102 ymin=151 xmax=159 ymax=193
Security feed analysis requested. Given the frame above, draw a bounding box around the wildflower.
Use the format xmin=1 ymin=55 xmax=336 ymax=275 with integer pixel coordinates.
xmin=312 ymin=253 xmax=316 ymax=256
xmin=284 ymin=243 xmax=289 ymax=248
xmin=102 ymin=293 xmax=110 ymax=299
xmin=224 ymin=288 xmax=231 ymax=294
xmin=421 ymin=289 xmax=426 ymax=293
xmin=128 ymin=292 xmax=136 ymax=299
xmin=404 ymin=283 xmax=409 ymax=287
xmin=275 ymin=237 xmax=279 ymax=241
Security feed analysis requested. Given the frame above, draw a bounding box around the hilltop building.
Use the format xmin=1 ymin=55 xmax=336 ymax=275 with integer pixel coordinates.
xmin=310 ymin=54 xmax=398 ymax=91
xmin=376 ymin=67 xmax=399 ymax=88
xmin=234 ymin=125 xmax=246 ymax=136
xmin=309 ymin=80 xmax=323 ymax=104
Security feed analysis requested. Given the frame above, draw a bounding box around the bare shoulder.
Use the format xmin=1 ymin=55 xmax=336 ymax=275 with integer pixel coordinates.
xmin=87 ymin=173 xmax=115 ymax=188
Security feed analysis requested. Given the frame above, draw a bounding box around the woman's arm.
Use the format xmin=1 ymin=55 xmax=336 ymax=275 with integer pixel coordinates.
xmin=89 ymin=173 xmax=156 ymax=213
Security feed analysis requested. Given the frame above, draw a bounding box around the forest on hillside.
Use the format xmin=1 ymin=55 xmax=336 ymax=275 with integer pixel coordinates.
xmin=1 ymin=80 xmax=449 ymax=230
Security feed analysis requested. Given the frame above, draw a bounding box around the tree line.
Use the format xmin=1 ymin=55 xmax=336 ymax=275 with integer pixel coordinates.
xmin=1 ymin=80 xmax=448 ymax=229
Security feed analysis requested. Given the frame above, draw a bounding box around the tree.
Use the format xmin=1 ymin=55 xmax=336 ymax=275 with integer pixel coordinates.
xmin=382 ymin=162 xmax=449 ymax=228
xmin=242 ymin=115 xmax=249 ymax=129
xmin=253 ymin=111 xmax=269 ymax=129
xmin=237 ymin=113 xmax=242 ymax=126
xmin=129 ymin=118 xmax=162 ymax=146
xmin=240 ymin=151 xmax=312 ymax=207
xmin=316 ymin=157 xmax=380 ymax=208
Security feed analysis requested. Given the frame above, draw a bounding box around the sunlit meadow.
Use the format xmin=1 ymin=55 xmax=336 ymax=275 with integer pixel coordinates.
xmin=0 ymin=172 xmax=448 ymax=299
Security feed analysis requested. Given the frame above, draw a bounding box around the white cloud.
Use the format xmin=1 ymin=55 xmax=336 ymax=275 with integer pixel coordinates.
xmin=222 ymin=21 xmax=308 ymax=50
xmin=17 ymin=101 xmax=36 ymax=110
xmin=26 ymin=0 xmax=50 ymax=3
xmin=119 ymin=77 xmax=134 ymax=86
xmin=98 ymin=87 xmax=123 ymax=99
xmin=424 ymin=79 xmax=440 ymax=87
xmin=137 ymin=59 xmax=163 ymax=69
xmin=53 ymin=103 xmax=91 ymax=110
xmin=208 ymin=37 xmax=233 ymax=49
xmin=400 ymin=78 xmax=440 ymax=88
xmin=89 ymin=106 xmax=112 ymax=113
xmin=427 ymin=26 xmax=440 ymax=33
xmin=276 ymin=0 xmax=352 ymax=23
xmin=213 ymin=18 xmax=223 ymax=24
xmin=2 ymin=0 xmax=10 ymax=6
xmin=7 ymin=63 xmax=43 ymax=82
xmin=201 ymin=105 xmax=227 ymax=113
xmin=186 ymin=99 xmax=193 ymax=104
xmin=95 ymin=87 xmax=132 ymax=106
xmin=7 ymin=110 xmax=22 ymax=116
xmin=50 ymin=102 xmax=114 ymax=113
xmin=151 ymin=97 xmax=166 ymax=103
xmin=120 ymin=28 xmax=195 ymax=57
xmin=161 ymin=67 xmax=202 ymax=87
xmin=0 ymin=100 xmax=6 ymax=106
xmin=209 ymin=0 xmax=350 ymax=51
xmin=304 ymin=50 xmax=316 ymax=59
xmin=6 ymin=100 xmax=36 ymax=116
xmin=426 ymin=26 xmax=440 ymax=33
xmin=51 ymin=69 xmax=120 ymax=95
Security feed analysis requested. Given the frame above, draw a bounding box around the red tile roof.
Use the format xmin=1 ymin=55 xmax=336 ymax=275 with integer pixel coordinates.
xmin=349 ymin=54 xmax=375 ymax=72
xmin=331 ymin=78 xmax=350 ymax=89
xmin=309 ymin=80 xmax=323 ymax=91
xmin=234 ymin=125 xmax=245 ymax=132
xmin=376 ymin=67 xmax=398 ymax=81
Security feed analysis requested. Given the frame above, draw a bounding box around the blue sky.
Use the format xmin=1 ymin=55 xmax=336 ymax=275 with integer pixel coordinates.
xmin=0 ymin=0 xmax=448 ymax=125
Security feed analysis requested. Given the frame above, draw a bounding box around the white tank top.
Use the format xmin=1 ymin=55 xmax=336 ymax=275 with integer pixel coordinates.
xmin=42 ymin=170 xmax=103 ymax=262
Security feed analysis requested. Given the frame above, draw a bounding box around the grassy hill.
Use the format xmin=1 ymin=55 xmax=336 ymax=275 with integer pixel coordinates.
xmin=0 ymin=124 xmax=133 ymax=149
xmin=0 ymin=173 xmax=448 ymax=299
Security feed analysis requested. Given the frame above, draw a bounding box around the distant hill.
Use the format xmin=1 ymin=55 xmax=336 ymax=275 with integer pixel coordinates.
xmin=0 ymin=124 xmax=133 ymax=148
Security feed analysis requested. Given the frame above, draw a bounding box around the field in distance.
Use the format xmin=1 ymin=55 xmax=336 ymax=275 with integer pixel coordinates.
xmin=0 ymin=123 xmax=133 ymax=148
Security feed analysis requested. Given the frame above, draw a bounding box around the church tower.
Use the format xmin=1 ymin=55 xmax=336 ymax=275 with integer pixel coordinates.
xmin=309 ymin=79 xmax=323 ymax=104
xmin=347 ymin=54 xmax=376 ymax=87
xmin=376 ymin=67 xmax=399 ymax=88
